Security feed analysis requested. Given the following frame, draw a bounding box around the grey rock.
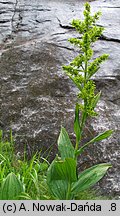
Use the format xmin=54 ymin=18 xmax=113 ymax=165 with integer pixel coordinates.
xmin=0 ymin=0 xmax=120 ymax=198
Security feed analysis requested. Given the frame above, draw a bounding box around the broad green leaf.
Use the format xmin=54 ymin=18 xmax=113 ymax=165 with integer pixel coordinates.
xmin=0 ymin=172 xmax=24 ymax=200
xmin=47 ymin=157 xmax=77 ymax=199
xmin=74 ymin=103 xmax=81 ymax=145
xmin=48 ymin=180 xmax=69 ymax=200
xmin=47 ymin=159 xmax=69 ymax=199
xmin=54 ymin=158 xmax=77 ymax=182
xmin=58 ymin=127 xmax=75 ymax=159
xmin=47 ymin=158 xmax=59 ymax=183
xmin=75 ymin=130 xmax=113 ymax=156
xmin=47 ymin=157 xmax=77 ymax=183
xmin=72 ymin=163 xmax=112 ymax=193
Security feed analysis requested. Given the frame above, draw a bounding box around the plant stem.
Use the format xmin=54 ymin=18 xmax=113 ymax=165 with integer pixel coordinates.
xmin=75 ymin=139 xmax=79 ymax=151
xmin=66 ymin=182 xmax=71 ymax=200
xmin=80 ymin=51 xmax=88 ymax=141
xmin=84 ymin=54 xmax=88 ymax=83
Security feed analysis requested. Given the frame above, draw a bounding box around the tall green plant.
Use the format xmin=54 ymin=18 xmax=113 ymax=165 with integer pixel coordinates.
xmin=47 ymin=2 xmax=113 ymax=200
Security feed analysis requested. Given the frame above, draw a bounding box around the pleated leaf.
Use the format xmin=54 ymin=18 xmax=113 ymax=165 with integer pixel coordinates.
xmin=47 ymin=159 xmax=68 ymax=199
xmin=47 ymin=157 xmax=77 ymax=183
xmin=47 ymin=157 xmax=77 ymax=199
xmin=72 ymin=163 xmax=112 ymax=193
xmin=58 ymin=127 xmax=75 ymax=159
xmin=0 ymin=173 xmax=24 ymax=200
xmin=47 ymin=179 xmax=69 ymax=200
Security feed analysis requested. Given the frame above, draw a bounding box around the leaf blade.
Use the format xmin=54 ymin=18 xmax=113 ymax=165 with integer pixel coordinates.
xmin=47 ymin=159 xmax=70 ymax=199
xmin=58 ymin=127 xmax=75 ymax=159
xmin=47 ymin=157 xmax=77 ymax=183
xmin=72 ymin=163 xmax=112 ymax=193
xmin=75 ymin=130 xmax=113 ymax=156
xmin=47 ymin=180 xmax=69 ymax=200
xmin=0 ymin=173 xmax=24 ymax=200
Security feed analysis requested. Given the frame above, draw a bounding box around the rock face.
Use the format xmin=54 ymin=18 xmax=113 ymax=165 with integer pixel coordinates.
xmin=0 ymin=0 xmax=120 ymax=198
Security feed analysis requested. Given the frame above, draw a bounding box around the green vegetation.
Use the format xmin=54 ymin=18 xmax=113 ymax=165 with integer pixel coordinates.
xmin=0 ymin=3 xmax=113 ymax=200
xmin=0 ymin=130 xmax=50 ymax=200
xmin=0 ymin=129 xmax=106 ymax=200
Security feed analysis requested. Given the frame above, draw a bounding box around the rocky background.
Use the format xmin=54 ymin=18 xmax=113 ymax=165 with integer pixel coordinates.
xmin=0 ymin=0 xmax=120 ymax=198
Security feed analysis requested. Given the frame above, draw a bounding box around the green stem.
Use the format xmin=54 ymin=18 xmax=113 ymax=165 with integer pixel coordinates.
xmin=80 ymin=51 xmax=88 ymax=139
xmin=75 ymin=139 xmax=79 ymax=151
xmin=66 ymin=182 xmax=71 ymax=200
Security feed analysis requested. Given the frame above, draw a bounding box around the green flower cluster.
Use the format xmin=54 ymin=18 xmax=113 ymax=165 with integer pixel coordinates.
xmin=63 ymin=2 xmax=109 ymax=118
